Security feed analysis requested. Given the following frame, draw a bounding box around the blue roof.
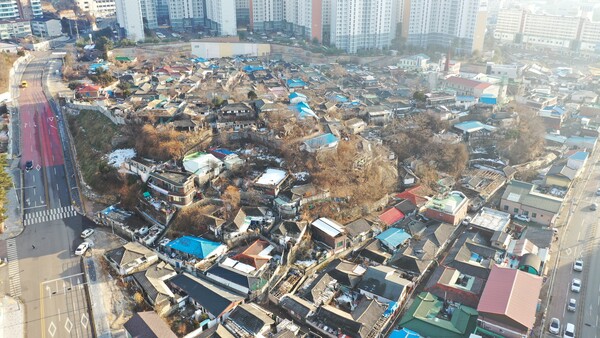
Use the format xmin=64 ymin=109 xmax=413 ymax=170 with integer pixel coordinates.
xmin=376 ymin=228 xmax=411 ymax=249
xmin=545 ymin=134 xmax=567 ymax=144
xmin=289 ymin=92 xmax=307 ymax=99
xmin=243 ymin=65 xmax=264 ymax=73
xmin=191 ymin=57 xmax=207 ymax=63
xmin=569 ymin=151 xmax=589 ymax=161
xmin=456 ymin=96 xmax=476 ymax=102
xmin=541 ymin=105 xmax=567 ymax=116
xmin=479 ymin=95 xmax=497 ymax=104
xmin=304 ymin=133 xmax=338 ymax=148
xmin=287 ymin=78 xmax=307 ymax=88
xmin=454 ymin=121 xmax=497 ymax=133
xmin=389 ymin=328 xmax=422 ymax=338
xmin=330 ymin=94 xmax=348 ymax=102
xmin=166 ymin=236 xmax=223 ymax=259
xmin=567 ymin=136 xmax=597 ymax=143
xmin=214 ymin=148 xmax=234 ymax=155
xmin=290 ymin=102 xmax=318 ymax=119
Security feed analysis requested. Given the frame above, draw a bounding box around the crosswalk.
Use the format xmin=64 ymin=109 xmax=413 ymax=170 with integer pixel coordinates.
xmin=24 ymin=205 xmax=77 ymax=226
xmin=6 ymin=238 xmax=22 ymax=297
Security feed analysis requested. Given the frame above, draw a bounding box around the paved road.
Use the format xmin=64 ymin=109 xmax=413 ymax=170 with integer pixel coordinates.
xmin=6 ymin=53 xmax=93 ymax=338
xmin=545 ymin=147 xmax=600 ymax=338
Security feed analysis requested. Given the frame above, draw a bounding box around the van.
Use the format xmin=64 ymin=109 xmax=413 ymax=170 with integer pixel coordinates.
xmin=564 ymin=323 xmax=575 ymax=338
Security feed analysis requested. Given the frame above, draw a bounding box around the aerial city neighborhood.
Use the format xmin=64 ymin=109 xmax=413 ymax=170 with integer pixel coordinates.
xmin=1 ymin=0 xmax=600 ymax=337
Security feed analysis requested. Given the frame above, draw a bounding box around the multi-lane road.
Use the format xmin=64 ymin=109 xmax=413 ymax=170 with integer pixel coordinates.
xmin=545 ymin=146 xmax=600 ymax=338
xmin=3 ymin=50 xmax=93 ymax=337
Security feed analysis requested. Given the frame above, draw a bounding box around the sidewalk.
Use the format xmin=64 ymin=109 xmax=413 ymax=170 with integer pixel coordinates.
xmin=0 ymin=295 xmax=24 ymax=338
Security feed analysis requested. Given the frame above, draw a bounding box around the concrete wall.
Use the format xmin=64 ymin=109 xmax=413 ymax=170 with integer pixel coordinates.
xmin=66 ymin=102 xmax=126 ymax=125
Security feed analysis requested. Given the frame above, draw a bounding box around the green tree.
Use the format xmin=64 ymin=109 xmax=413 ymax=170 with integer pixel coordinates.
xmin=95 ymin=36 xmax=113 ymax=59
xmin=413 ymin=90 xmax=427 ymax=102
xmin=247 ymin=90 xmax=257 ymax=100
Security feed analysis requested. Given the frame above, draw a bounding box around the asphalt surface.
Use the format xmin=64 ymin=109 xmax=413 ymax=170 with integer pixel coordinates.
xmin=8 ymin=52 xmax=93 ymax=338
xmin=545 ymin=147 xmax=600 ymax=338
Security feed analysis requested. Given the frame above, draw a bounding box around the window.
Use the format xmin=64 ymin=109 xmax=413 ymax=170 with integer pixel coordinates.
xmin=532 ymin=212 xmax=537 ymax=218
xmin=523 ymin=211 xmax=529 ymax=216
xmin=513 ymin=208 xmax=519 ymax=213
xmin=503 ymin=205 xmax=508 ymax=211
xmin=337 ymin=241 xmax=344 ymax=248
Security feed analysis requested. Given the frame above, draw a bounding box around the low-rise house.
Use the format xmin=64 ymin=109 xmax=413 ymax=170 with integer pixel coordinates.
xmin=476 ymin=265 xmax=543 ymax=338
xmin=289 ymin=92 xmax=308 ymax=104
xmin=399 ymin=292 xmax=478 ymax=338
xmin=124 ymin=311 xmax=177 ymax=338
xmin=345 ymin=218 xmax=372 ymax=245
xmin=232 ymin=239 xmax=274 ymax=272
xmin=76 ymin=84 xmax=107 ymax=100
xmin=366 ymin=105 xmax=392 ymax=125
xmin=148 ymin=170 xmax=197 ymax=207
xmin=311 ymin=218 xmax=347 ymax=253
xmin=423 ymin=191 xmax=469 ymax=225
xmin=104 ymin=242 xmax=159 ymax=275
xmin=571 ymin=90 xmax=598 ymax=103
xmin=358 ymin=239 xmax=392 ymax=264
xmin=301 ymin=133 xmax=339 ymax=153
xmin=165 ymin=236 xmax=227 ymax=262
xmin=424 ymin=266 xmax=486 ymax=309
xmin=132 ymin=261 xmax=177 ymax=315
xmin=345 ymin=118 xmax=367 ymax=134
xmin=544 ymin=163 xmax=577 ymax=188
xmin=442 ymin=231 xmax=499 ymax=280
xmin=183 ymin=152 xmax=224 ymax=184
xmin=279 ymin=294 xmax=317 ymax=323
xmin=469 ymin=207 xmax=511 ymax=237
xmin=378 ymin=207 xmax=405 ymax=227
xmin=538 ymin=105 xmax=568 ymax=129
xmin=205 ymin=263 xmax=265 ymax=294
xmin=398 ymin=54 xmax=430 ymax=71
xmin=396 ymin=186 xmax=431 ymax=208
xmin=168 ymin=273 xmax=244 ymax=330
xmin=254 ymin=168 xmax=290 ymax=196
xmin=357 ymin=266 xmax=412 ymax=304
xmin=565 ymin=135 xmax=597 ymax=149
xmin=216 ymin=102 xmax=256 ymax=131
xmin=500 ymin=180 xmax=563 ymax=226
xmin=224 ymin=303 xmax=275 ymax=337
xmin=308 ymin=297 xmax=390 ymax=338
xmin=567 ymin=151 xmax=588 ymax=170
xmin=444 ymin=76 xmax=499 ymax=98
xmin=270 ymin=220 xmax=307 ymax=246
xmin=325 ymin=259 xmax=366 ymax=289
xmin=376 ymin=227 xmax=411 ymax=253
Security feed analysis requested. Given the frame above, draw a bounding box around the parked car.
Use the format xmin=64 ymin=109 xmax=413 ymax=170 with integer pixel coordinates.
xmin=571 ymin=278 xmax=581 ymax=293
xmin=81 ymin=228 xmax=94 ymax=238
xmin=25 ymin=160 xmax=33 ymax=171
xmin=75 ymin=242 xmax=90 ymax=256
xmin=549 ymin=317 xmax=560 ymax=334
xmin=567 ymin=298 xmax=577 ymax=312
xmin=564 ymin=323 xmax=575 ymax=338
xmin=573 ymin=259 xmax=583 ymax=272
xmin=596 ymin=188 xmax=600 ymax=196
xmin=591 ymin=203 xmax=598 ymax=211
xmin=514 ymin=214 xmax=531 ymax=222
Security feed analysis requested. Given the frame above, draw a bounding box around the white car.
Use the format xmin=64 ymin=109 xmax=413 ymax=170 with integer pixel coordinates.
xmin=75 ymin=242 xmax=90 ymax=256
xmin=567 ymin=298 xmax=577 ymax=312
xmin=596 ymin=188 xmax=600 ymax=196
xmin=514 ymin=214 xmax=531 ymax=222
xmin=571 ymin=278 xmax=581 ymax=293
xmin=156 ymin=32 xmax=166 ymax=38
xmin=81 ymin=228 xmax=94 ymax=238
xmin=549 ymin=317 xmax=560 ymax=334
xmin=573 ymin=259 xmax=583 ymax=272
xmin=564 ymin=323 xmax=575 ymax=338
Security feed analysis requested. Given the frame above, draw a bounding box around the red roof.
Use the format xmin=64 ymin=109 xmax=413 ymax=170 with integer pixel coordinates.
xmin=477 ymin=265 xmax=543 ymax=331
xmin=379 ymin=207 xmax=405 ymax=226
xmin=77 ymin=84 xmax=101 ymax=93
xmin=232 ymin=239 xmax=272 ymax=269
xmin=396 ymin=186 xmax=429 ymax=207
xmin=446 ymin=76 xmax=491 ymax=90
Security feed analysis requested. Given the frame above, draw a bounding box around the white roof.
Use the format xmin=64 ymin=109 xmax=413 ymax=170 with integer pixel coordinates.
xmin=255 ymin=168 xmax=288 ymax=186
xmin=183 ymin=153 xmax=222 ymax=174
xmin=312 ymin=218 xmax=345 ymax=237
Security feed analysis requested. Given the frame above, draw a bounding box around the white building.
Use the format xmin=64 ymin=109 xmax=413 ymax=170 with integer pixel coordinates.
xmin=168 ymin=0 xmax=204 ymax=31
xmin=0 ymin=19 xmax=32 ymax=39
xmin=30 ymin=0 xmax=42 ymax=18
xmin=115 ymin=0 xmax=144 ymax=41
xmin=30 ymin=18 xmax=62 ymax=37
xmin=75 ymin=0 xmax=116 ymax=18
xmin=284 ymin=0 xmax=324 ymax=42
xmin=0 ymin=0 xmax=21 ymax=20
xmin=493 ymin=8 xmax=524 ymax=42
xmin=140 ymin=0 xmax=157 ymax=29
xmin=522 ymin=12 xmax=581 ymax=49
xmin=250 ymin=0 xmax=284 ymax=31
xmin=205 ymin=0 xmax=237 ymax=36
xmin=580 ymin=19 xmax=600 ymax=53
xmin=398 ymin=53 xmax=429 ymax=71
xmin=406 ymin=0 xmax=487 ymax=54
xmin=330 ymin=0 xmax=394 ymax=54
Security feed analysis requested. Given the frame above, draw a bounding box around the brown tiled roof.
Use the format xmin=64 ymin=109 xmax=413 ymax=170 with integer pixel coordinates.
xmin=123 ymin=311 xmax=176 ymax=338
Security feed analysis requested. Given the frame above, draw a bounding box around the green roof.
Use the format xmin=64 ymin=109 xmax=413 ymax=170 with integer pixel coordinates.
xmin=399 ymin=292 xmax=478 ymax=338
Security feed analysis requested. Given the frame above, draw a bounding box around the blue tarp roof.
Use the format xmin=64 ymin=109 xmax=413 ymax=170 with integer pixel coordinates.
xmin=243 ymin=65 xmax=264 ymax=73
xmin=304 ymin=133 xmax=338 ymax=148
xmin=456 ymin=95 xmax=476 ymax=102
xmin=389 ymin=328 xmax=422 ymax=338
xmin=191 ymin=57 xmax=207 ymax=63
xmin=213 ymin=148 xmax=234 ymax=155
xmin=541 ymin=105 xmax=567 ymax=116
xmin=569 ymin=151 xmax=589 ymax=161
xmin=290 ymin=102 xmax=317 ymax=119
xmin=166 ymin=236 xmax=223 ymax=259
xmin=287 ymin=78 xmax=307 ymax=88
xmin=376 ymin=228 xmax=411 ymax=249
xmin=289 ymin=92 xmax=307 ymax=99
xmin=454 ymin=121 xmax=497 ymax=133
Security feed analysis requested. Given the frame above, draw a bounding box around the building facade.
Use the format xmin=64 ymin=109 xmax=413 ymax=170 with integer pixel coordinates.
xmin=115 ymin=0 xmax=145 ymax=41
xmin=330 ymin=0 xmax=394 ymax=53
xmin=75 ymin=0 xmax=117 ymax=18
xmin=205 ymin=0 xmax=237 ymax=36
xmin=168 ymin=0 xmax=204 ymax=30
xmin=30 ymin=18 xmax=62 ymax=37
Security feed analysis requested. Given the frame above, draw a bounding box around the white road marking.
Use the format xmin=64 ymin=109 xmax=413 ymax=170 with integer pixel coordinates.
xmin=578 ymin=231 xmax=581 ymax=241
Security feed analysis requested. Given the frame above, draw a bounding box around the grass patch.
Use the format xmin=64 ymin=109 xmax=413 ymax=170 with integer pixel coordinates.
xmin=67 ymin=109 xmax=122 ymax=194
xmin=0 ymin=52 xmax=18 ymax=93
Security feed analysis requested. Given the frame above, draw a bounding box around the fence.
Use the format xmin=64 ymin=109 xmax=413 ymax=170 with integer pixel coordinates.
xmin=66 ymin=102 xmax=127 ymax=125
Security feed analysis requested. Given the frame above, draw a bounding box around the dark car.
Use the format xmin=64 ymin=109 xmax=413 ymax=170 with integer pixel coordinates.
xmin=25 ymin=161 xmax=33 ymax=171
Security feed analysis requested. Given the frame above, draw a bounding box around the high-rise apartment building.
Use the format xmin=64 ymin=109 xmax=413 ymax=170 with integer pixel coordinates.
xmin=0 ymin=0 xmax=20 ymax=20
xmin=250 ymin=0 xmax=284 ymax=31
xmin=235 ymin=0 xmax=250 ymax=27
xmin=167 ymin=0 xmax=203 ymax=31
xmin=115 ymin=0 xmax=145 ymax=41
xmin=494 ymin=9 xmax=600 ymax=52
xmin=75 ymin=0 xmax=117 ymax=18
xmin=140 ymin=0 xmax=158 ymax=29
xmin=155 ymin=0 xmax=170 ymax=25
xmin=405 ymin=0 xmax=487 ymax=54
xmin=329 ymin=0 xmax=394 ymax=53
xmin=205 ymin=0 xmax=237 ymax=36
xmin=284 ymin=0 xmax=323 ymax=42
